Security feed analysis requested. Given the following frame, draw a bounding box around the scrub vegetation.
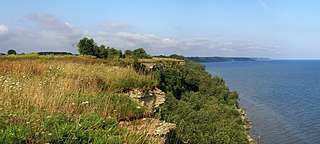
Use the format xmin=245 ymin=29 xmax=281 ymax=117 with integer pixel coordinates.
xmin=0 ymin=38 xmax=250 ymax=143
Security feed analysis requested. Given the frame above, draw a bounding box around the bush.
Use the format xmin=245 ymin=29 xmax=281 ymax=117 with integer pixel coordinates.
xmin=155 ymin=60 xmax=249 ymax=143
xmin=7 ymin=49 xmax=17 ymax=55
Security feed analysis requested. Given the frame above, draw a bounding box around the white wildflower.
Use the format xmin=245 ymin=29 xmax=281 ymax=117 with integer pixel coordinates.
xmin=81 ymin=101 xmax=89 ymax=104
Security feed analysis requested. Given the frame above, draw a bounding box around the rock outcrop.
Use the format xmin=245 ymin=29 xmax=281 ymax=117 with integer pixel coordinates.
xmin=124 ymin=88 xmax=166 ymax=114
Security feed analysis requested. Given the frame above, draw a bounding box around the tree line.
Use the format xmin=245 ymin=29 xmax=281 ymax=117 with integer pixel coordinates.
xmin=1 ymin=37 xmax=152 ymax=59
xmin=77 ymin=37 xmax=151 ymax=59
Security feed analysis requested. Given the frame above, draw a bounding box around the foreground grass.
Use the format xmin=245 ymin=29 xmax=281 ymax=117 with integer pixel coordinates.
xmin=0 ymin=57 xmax=158 ymax=143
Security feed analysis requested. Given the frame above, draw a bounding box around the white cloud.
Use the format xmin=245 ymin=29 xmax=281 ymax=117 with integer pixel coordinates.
xmin=0 ymin=13 xmax=279 ymax=56
xmin=0 ymin=24 xmax=8 ymax=35
xmin=0 ymin=14 xmax=88 ymax=53
xmin=94 ymin=31 xmax=275 ymax=56
xmin=101 ymin=21 xmax=133 ymax=31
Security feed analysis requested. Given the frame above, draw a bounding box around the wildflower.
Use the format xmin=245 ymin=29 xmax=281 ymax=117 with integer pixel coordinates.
xmin=136 ymin=106 xmax=141 ymax=109
xmin=48 ymin=133 xmax=52 ymax=136
xmin=72 ymin=103 xmax=75 ymax=105
xmin=81 ymin=101 xmax=89 ymax=105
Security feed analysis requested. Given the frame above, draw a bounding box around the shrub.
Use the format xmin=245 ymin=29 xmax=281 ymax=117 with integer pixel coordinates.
xmin=7 ymin=49 xmax=17 ymax=55
xmin=155 ymin=60 xmax=249 ymax=143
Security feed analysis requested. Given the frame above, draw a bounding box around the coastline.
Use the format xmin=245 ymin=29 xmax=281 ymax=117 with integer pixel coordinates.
xmin=238 ymin=108 xmax=256 ymax=143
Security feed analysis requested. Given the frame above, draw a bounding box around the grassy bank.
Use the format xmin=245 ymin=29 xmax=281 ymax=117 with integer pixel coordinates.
xmin=0 ymin=55 xmax=250 ymax=143
xmin=0 ymin=56 xmax=158 ymax=143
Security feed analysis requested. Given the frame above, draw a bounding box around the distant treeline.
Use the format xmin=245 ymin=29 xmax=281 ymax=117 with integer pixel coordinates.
xmin=77 ymin=37 xmax=151 ymax=59
xmin=38 ymin=52 xmax=73 ymax=55
xmin=187 ymin=57 xmax=271 ymax=62
xmin=0 ymin=51 xmax=73 ymax=56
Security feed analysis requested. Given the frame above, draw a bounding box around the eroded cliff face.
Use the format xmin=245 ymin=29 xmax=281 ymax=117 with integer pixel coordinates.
xmin=122 ymin=88 xmax=176 ymax=143
xmin=124 ymin=88 xmax=166 ymax=114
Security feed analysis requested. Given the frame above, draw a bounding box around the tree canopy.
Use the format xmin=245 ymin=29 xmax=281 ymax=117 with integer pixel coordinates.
xmin=124 ymin=48 xmax=151 ymax=58
xmin=77 ymin=37 xmax=122 ymax=58
xmin=7 ymin=49 xmax=17 ymax=55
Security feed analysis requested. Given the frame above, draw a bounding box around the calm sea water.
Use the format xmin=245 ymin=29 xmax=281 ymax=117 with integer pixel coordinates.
xmin=205 ymin=60 xmax=320 ymax=144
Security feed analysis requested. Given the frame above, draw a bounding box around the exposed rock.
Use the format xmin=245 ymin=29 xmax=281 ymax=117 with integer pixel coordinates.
xmin=124 ymin=88 xmax=166 ymax=114
xmin=238 ymin=108 xmax=255 ymax=143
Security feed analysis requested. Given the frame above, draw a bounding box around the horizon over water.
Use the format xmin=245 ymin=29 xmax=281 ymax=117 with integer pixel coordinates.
xmin=205 ymin=60 xmax=320 ymax=144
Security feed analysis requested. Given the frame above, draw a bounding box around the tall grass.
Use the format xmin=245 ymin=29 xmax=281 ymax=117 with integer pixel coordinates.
xmin=0 ymin=57 xmax=158 ymax=143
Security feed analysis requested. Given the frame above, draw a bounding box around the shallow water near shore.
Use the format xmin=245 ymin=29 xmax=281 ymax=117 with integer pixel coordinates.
xmin=205 ymin=60 xmax=320 ymax=144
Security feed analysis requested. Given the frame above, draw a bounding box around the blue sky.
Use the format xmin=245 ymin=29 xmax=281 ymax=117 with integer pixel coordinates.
xmin=0 ymin=0 xmax=319 ymax=59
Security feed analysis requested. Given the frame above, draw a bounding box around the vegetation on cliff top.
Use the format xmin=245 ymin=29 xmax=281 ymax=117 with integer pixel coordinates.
xmin=0 ymin=37 xmax=250 ymax=143
xmin=154 ymin=58 xmax=249 ymax=143
xmin=0 ymin=57 xmax=158 ymax=143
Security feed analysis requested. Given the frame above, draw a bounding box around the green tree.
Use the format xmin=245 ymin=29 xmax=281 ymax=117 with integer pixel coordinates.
xmin=108 ymin=48 xmax=122 ymax=58
xmin=77 ymin=37 xmax=96 ymax=56
xmin=132 ymin=48 xmax=151 ymax=58
xmin=99 ymin=45 xmax=108 ymax=58
xmin=7 ymin=49 xmax=17 ymax=55
xmin=125 ymin=48 xmax=151 ymax=58
xmin=124 ymin=50 xmax=133 ymax=58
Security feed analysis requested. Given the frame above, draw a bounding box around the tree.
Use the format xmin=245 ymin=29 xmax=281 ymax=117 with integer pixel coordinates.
xmin=132 ymin=48 xmax=151 ymax=58
xmin=124 ymin=50 xmax=133 ymax=58
xmin=125 ymin=48 xmax=151 ymax=58
xmin=7 ymin=49 xmax=17 ymax=55
xmin=77 ymin=37 xmax=96 ymax=56
xmin=108 ymin=48 xmax=122 ymax=58
xmin=99 ymin=45 xmax=108 ymax=58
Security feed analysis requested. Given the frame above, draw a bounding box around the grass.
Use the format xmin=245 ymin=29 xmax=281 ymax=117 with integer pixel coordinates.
xmin=0 ymin=56 xmax=160 ymax=143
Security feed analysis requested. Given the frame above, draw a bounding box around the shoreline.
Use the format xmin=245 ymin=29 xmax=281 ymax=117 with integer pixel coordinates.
xmin=238 ymin=108 xmax=256 ymax=143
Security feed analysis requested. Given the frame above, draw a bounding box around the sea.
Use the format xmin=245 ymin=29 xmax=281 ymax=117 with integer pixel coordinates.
xmin=205 ymin=60 xmax=320 ymax=144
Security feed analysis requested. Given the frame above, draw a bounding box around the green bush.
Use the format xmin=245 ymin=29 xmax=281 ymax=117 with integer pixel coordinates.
xmin=7 ymin=49 xmax=17 ymax=55
xmin=155 ymin=60 xmax=249 ymax=144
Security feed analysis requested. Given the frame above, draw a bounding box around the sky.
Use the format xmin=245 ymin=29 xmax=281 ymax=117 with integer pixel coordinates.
xmin=0 ymin=0 xmax=320 ymax=59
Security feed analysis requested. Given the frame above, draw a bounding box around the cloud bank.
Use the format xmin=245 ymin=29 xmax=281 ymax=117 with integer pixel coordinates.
xmin=0 ymin=13 xmax=277 ymax=56
xmin=0 ymin=24 xmax=8 ymax=35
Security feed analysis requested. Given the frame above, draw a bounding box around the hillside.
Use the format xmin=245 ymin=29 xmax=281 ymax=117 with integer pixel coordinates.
xmin=0 ymin=54 xmax=252 ymax=143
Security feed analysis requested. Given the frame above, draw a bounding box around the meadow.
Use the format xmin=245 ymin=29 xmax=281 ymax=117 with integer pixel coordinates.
xmin=0 ymin=54 xmax=251 ymax=143
xmin=0 ymin=55 xmax=160 ymax=143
